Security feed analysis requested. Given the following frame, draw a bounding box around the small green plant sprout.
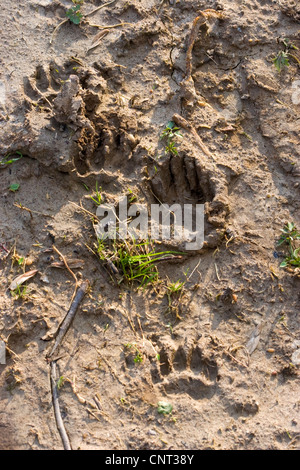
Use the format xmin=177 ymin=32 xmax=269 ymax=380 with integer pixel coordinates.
xmin=90 ymin=182 xmax=102 ymax=206
xmin=0 ymin=151 xmax=23 ymax=168
xmin=277 ymin=222 xmax=300 ymax=269
xmin=9 ymin=183 xmax=20 ymax=193
xmin=160 ymin=121 xmax=182 ymax=156
xmin=281 ymin=38 xmax=298 ymax=51
xmin=11 ymin=285 xmax=30 ymax=300
xmin=82 ymin=182 xmax=89 ymax=191
xmin=157 ymin=401 xmax=173 ymax=415
xmin=50 ymin=0 xmax=84 ymax=44
xmin=17 ymin=257 xmax=25 ymax=267
xmin=165 ymin=321 xmax=173 ymax=335
xmin=277 ymin=222 xmax=300 ymax=247
xmin=124 ymin=343 xmax=143 ymax=364
xmin=167 ymin=279 xmax=185 ymax=295
xmin=273 ymin=51 xmax=290 ymax=72
xmin=10 ymin=246 xmax=26 ymax=269
xmin=166 ymin=279 xmax=185 ymax=319
xmin=57 ymin=376 xmax=66 ymax=390
xmin=280 ymin=247 xmax=300 ymax=269
xmin=66 ymin=3 xmax=83 ymax=25
xmin=273 ymin=38 xmax=299 ymax=72
xmin=127 ymin=188 xmax=138 ymax=203
xmin=120 ymin=397 xmax=129 ymax=405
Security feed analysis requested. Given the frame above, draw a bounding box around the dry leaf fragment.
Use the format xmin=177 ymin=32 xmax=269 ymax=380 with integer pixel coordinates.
xmin=246 ymin=324 xmax=261 ymax=355
xmin=92 ymin=29 xmax=109 ymax=45
xmin=9 ymin=269 xmax=38 ymax=290
xmin=87 ymin=29 xmax=109 ymax=53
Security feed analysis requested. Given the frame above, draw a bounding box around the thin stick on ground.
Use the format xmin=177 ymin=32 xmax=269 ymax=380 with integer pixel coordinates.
xmin=69 ymin=201 xmax=99 ymax=222
xmin=47 ymin=280 xmax=90 ymax=359
xmin=87 ymin=22 xmax=133 ymax=30
xmin=50 ymin=18 xmax=69 ymax=45
xmin=186 ymin=258 xmax=201 ymax=282
xmin=50 ymin=360 xmax=72 ymax=450
xmin=14 ymin=202 xmax=53 ymax=218
xmin=52 ymin=245 xmax=78 ymax=285
xmin=172 ymin=113 xmax=212 ymax=158
xmin=0 ymin=334 xmax=21 ymax=361
xmin=84 ymin=0 xmax=118 ymax=17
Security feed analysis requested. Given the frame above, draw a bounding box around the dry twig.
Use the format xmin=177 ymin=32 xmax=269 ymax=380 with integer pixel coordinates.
xmin=50 ymin=360 xmax=72 ymax=450
xmin=84 ymin=0 xmax=118 ymax=17
xmin=47 ymin=280 xmax=90 ymax=359
xmin=172 ymin=113 xmax=212 ymax=157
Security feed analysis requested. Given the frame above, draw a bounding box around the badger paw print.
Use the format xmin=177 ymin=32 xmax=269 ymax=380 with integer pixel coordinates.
xmin=151 ymin=341 xmax=218 ymax=400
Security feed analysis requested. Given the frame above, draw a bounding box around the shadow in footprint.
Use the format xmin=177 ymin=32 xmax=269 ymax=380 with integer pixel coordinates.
xmin=189 ymin=345 xmax=218 ymax=381
xmin=173 ymin=345 xmax=187 ymax=372
xmin=164 ymin=373 xmax=215 ymax=400
xmin=159 ymin=349 xmax=172 ymax=377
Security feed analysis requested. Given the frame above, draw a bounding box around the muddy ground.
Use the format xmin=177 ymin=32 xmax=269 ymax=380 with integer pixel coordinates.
xmin=0 ymin=0 xmax=299 ymax=450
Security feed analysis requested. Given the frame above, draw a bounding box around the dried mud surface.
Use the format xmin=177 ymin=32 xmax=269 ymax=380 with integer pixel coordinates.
xmin=0 ymin=0 xmax=300 ymax=450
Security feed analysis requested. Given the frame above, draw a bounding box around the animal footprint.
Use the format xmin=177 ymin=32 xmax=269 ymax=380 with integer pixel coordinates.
xmin=152 ymin=342 xmax=218 ymax=400
xmin=21 ymin=60 xmax=139 ymax=177
xmin=147 ymin=131 xmax=230 ymax=250
xmin=23 ymin=63 xmax=63 ymax=109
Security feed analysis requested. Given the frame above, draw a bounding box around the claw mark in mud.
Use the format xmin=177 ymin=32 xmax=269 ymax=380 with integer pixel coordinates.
xmin=151 ymin=339 xmax=218 ymax=400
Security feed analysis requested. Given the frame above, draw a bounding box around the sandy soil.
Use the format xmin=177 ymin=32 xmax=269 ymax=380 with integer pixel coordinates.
xmin=0 ymin=0 xmax=299 ymax=450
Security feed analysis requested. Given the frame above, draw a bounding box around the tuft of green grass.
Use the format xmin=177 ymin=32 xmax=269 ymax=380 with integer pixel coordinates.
xmin=124 ymin=343 xmax=143 ymax=364
xmin=11 ymin=285 xmax=30 ymax=300
xmin=96 ymin=235 xmax=182 ymax=287
xmin=90 ymin=182 xmax=102 ymax=206
xmin=127 ymin=187 xmax=138 ymax=203
xmin=165 ymin=279 xmax=185 ymax=319
xmin=0 ymin=151 xmax=23 ymax=167
xmin=57 ymin=376 xmax=66 ymax=390
xmin=166 ymin=279 xmax=185 ymax=295
xmin=277 ymin=222 xmax=300 ymax=269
